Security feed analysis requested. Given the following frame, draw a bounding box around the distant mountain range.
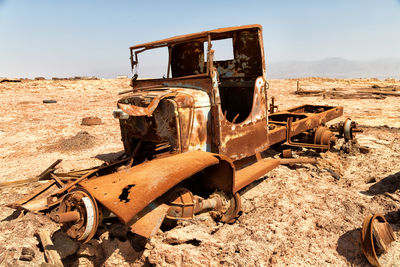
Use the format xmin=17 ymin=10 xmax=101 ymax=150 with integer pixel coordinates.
xmin=267 ymin=58 xmax=400 ymax=79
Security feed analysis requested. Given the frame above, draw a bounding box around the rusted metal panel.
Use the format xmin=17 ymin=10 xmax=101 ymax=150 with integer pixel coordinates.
xmin=171 ymin=41 xmax=206 ymax=77
xmin=129 ymin=24 xmax=262 ymax=50
xmin=118 ymin=88 xmax=211 ymax=155
xmin=216 ymin=76 xmax=269 ymax=160
xmin=79 ymin=151 xmax=234 ymax=224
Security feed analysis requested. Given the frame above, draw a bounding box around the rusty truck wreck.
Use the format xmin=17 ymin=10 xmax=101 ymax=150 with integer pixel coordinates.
xmin=9 ymin=25 xmax=358 ymax=243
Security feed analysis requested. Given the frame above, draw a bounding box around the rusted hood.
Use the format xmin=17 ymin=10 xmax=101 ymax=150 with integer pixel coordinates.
xmin=79 ymin=151 xmax=234 ymax=224
xmin=118 ymin=88 xmax=210 ymax=116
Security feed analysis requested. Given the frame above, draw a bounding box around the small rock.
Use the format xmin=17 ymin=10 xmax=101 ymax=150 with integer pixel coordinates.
xmin=109 ymin=224 xmax=130 ymax=240
xmin=359 ymin=146 xmax=370 ymax=154
xmin=70 ymin=256 xmax=95 ymax=267
xmin=40 ymin=263 xmax=62 ymax=267
xmin=77 ymin=240 xmax=102 ymax=257
xmin=366 ymin=177 xmax=376 ymax=184
xmin=52 ymin=231 xmax=79 ymax=259
xmin=19 ymin=247 xmax=35 ymax=261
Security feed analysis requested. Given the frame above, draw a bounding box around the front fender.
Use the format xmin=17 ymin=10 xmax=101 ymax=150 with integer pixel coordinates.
xmin=79 ymin=151 xmax=235 ymax=224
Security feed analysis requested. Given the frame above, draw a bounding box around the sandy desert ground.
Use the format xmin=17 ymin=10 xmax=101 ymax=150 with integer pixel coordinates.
xmin=0 ymin=77 xmax=400 ymax=266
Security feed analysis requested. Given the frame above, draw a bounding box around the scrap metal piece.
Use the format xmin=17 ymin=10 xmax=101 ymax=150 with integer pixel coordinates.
xmin=269 ymin=96 xmax=278 ymax=114
xmin=282 ymin=149 xmax=293 ymax=158
xmin=1 ymin=159 xmax=62 ymax=188
xmin=81 ymin=116 xmax=102 ymax=126
xmin=361 ymin=214 xmax=396 ymax=267
xmin=43 ymin=100 xmax=57 ymax=104
xmin=38 ymin=159 xmax=63 ymax=180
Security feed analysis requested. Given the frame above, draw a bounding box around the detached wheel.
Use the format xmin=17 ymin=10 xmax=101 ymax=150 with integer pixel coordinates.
xmin=57 ymin=188 xmax=99 ymax=243
xmin=211 ymin=191 xmax=241 ymax=224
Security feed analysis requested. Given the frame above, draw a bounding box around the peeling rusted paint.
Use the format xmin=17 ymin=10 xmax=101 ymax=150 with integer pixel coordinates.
xmin=79 ymin=151 xmax=234 ymax=224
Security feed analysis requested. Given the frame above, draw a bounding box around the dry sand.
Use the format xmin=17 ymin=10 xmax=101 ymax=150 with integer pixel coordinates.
xmin=0 ymin=77 xmax=400 ymax=266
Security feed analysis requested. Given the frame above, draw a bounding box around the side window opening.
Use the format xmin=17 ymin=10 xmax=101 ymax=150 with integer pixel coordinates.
xmin=204 ymin=38 xmax=234 ymax=62
xmin=135 ymin=47 xmax=169 ymax=79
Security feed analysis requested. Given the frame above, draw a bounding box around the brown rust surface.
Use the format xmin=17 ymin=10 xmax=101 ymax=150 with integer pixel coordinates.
xmin=130 ymin=24 xmax=262 ymax=50
xmin=234 ymin=159 xmax=280 ymax=192
xmin=361 ymin=214 xmax=396 ymax=267
xmin=79 ymin=151 xmax=234 ymax=224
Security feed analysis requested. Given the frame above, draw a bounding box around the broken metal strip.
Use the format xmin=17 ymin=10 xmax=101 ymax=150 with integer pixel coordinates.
xmin=50 ymin=173 xmax=64 ymax=187
xmin=7 ymin=180 xmax=56 ymax=207
xmin=37 ymin=159 xmax=62 ymax=179
xmin=52 ymin=168 xmax=99 ymax=197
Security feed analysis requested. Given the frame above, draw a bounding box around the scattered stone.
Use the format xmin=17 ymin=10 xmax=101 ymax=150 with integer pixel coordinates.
xmin=77 ymin=240 xmax=102 ymax=257
xmin=70 ymin=257 xmax=95 ymax=267
xmin=359 ymin=146 xmax=371 ymax=154
xmin=40 ymin=263 xmax=62 ymax=267
xmin=163 ymin=225 xmax=209 ymax=245
xmin=19 ymin=247 xmax=35 ymax=261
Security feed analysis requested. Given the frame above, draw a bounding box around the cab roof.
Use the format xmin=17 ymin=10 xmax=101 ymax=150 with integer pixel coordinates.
xmin=130 ymin=24 xmax=262 ymax=50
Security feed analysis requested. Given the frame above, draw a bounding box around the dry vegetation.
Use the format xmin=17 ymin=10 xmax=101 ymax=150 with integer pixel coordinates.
xmin=0 ymin=77 xmax=400 ymax=266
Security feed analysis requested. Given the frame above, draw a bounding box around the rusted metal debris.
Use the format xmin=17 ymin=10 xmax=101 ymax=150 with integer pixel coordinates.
xmin=0 ymin=159 xmax=62 ymax=188
xmin=43 ymin=100 xmax=57 ymax=104
xmin=81 ymin=116 xmax=102 ymax=126
xmin=0 ymin=78 xmax=21 ymax=83
xmin=8 ymin=25 xmax=361 ymax=244
xmin=295 ymin=84 xmax=400 ymax=99
xmin=361 ymin=214 xmax=396 ymax=267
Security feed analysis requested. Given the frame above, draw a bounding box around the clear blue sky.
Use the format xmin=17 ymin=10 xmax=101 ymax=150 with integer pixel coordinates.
xmin=0 ymin=0 xmax=399 ymax=78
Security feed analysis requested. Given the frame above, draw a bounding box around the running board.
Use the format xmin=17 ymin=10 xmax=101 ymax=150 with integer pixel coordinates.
xmin=233 ymin=159 xmax=280 ymax=192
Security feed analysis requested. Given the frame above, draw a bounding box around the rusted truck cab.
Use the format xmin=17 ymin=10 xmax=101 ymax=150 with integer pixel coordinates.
xmin=115 ymin=25 xmax=270 ymax=162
